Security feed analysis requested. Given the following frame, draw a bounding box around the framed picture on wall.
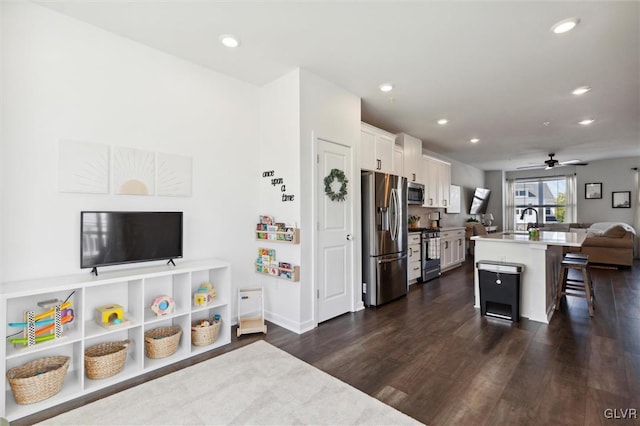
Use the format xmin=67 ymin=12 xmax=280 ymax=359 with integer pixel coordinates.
xmin=612 ymin=191 xmax=631 ymax=208
xmin=585 ymin=183 xmax=602 ymax=199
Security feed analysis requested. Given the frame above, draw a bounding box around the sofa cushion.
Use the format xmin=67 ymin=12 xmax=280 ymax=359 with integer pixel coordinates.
xmin=582 ymin=234 xmax=633 ymax=249
xmin=602 ymin=225 xmax=627 ymax=238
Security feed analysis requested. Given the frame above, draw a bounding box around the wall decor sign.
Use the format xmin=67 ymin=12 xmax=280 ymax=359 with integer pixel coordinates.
xmin=157 ymin=153 xmax=192 ymax=197
xmin=585 ymin=182 xmax=602 ymax=199
xmin=58 ymin=140 xmax=109 ymax=194
xmin=262 ymin=170 xmax=295 ymax=202
xmin=113 ymin=147 xmax=155 ymax=195
xmin=323 ymin=168 xmax=348 ymax=202
xmin=612 ymin=191 xmax=631 ymax=208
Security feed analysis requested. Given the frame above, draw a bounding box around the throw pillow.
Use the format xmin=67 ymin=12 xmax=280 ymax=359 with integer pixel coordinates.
xmin=603 ymin=225 xmax=627 ymax=238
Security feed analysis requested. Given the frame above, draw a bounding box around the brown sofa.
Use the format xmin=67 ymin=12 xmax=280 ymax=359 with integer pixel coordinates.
xmin=571 ymin=224 xmax=635 ymax=267
xmin=543 ymin=222 xmax=635 ymax=267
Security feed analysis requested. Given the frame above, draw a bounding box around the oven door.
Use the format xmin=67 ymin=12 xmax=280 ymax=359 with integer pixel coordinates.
xmin=422 ymin=235 xmax=441 ymax=281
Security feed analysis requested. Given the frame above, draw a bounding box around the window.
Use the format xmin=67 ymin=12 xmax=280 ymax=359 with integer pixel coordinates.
xmin=512 ymin=177 xmax=575 ymax=230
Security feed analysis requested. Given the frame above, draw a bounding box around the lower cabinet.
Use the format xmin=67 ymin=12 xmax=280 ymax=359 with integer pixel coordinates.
xmin=408 ymin=232 xmax=422 ymax=283
xmin=440 ymin=228 xmax=466 ymax=272
xmin=0 ymin=259 xmax=231 ymax=421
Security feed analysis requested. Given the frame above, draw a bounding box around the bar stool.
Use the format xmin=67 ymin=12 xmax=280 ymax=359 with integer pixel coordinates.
xmin=556 ymin=255 xmax=594 ymax=316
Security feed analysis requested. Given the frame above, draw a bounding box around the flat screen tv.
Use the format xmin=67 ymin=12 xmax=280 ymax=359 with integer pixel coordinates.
xmin=81 ymin=211 xmax=183 ymax=274
xmin=469 ymin=188 xmax=491 ymax=215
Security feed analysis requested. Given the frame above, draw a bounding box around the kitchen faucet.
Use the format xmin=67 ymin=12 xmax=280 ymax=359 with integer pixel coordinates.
xmin=519 ymin=207 xmax=539 ymax=230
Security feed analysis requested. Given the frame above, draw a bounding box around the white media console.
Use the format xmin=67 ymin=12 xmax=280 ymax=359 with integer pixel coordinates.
xmin=1 ymin=259 xmax=231 ymax=421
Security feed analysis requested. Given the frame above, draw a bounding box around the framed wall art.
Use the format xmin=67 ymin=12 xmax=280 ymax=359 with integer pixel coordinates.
xmin=585 ymin=182 xmax=602 ymax=199
xmin=612 ymin=191 xmax=631 ymax=208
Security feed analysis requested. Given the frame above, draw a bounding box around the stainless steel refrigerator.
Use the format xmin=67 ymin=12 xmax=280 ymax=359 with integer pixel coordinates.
xmin=361 ymin=171 xmax=408 ymax=307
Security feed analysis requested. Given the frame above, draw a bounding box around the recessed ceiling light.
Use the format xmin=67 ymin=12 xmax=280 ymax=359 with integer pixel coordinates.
xmin=470 ymin=138 xmax=479 ymax=144
xmin=437 ymin=118 xmax=449 ymax=125
xmin=579 ymin=119 xmax=595 ymax=125
xmin=379 ymin=83 xmax=394 ymax=92
xmin=219 ymin=34 xmax=240 ymax=48
xmin=572 ymin=86 xmax=591 ymax=95
xmin=551 ymin=18 xmax=580 ymax=34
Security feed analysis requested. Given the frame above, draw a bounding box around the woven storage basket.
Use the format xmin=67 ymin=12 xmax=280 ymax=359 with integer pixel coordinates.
xmin=84 ymin=339 xmax=130 ymax=379
xmin=6 ymin=356 xmax=70 ymax=405
xmin=144 ymin=325 xmax=182 ymax=359
xmin=191 ymin=319 xmax=221 ymax=346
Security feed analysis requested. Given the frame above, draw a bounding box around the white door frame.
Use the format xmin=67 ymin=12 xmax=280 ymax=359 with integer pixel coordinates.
xmin=312 ymin=134 xmax=358 ymax=326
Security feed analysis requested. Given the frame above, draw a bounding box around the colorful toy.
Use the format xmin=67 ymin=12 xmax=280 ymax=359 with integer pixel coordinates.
xmin=95 ymin=304 xmax=130 ymax=330
xmin=193 ymin=283 xmax=216 ymax=306
xmin=150 ymin=295 xmax=175 ymax=316
xmin=8 ymin=299 xmax=74 ymax=347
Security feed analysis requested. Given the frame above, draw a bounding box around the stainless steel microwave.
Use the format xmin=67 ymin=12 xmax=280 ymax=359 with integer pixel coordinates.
xmin=407 ymin=181 xmax=425 ymax=205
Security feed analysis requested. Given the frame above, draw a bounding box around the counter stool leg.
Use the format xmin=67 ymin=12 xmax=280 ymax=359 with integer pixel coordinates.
xmin=556 ymin=264 xmax=568 ymax=310
xmin=583 ymin=267 xmax=594 ymax=316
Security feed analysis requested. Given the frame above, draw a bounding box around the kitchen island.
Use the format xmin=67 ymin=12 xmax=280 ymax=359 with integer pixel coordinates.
xmin=471 ymin=231 xmax=587 ymax=323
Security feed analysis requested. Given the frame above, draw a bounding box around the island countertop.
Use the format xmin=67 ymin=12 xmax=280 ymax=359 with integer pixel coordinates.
xmin=471 ymin=230 xmax=587 ymax=248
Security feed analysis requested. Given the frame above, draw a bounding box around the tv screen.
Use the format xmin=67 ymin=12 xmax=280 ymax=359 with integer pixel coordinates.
xmin=81 ymin=211 xmax=183 ymax=271
xmin=469 ymin=188 xmax=491 ymax=215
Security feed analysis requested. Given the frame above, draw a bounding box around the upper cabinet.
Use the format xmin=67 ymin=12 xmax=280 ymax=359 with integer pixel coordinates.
xmin=393 ymin=144 xmax=404 ymax=176
xmin=423 ymin=155 xmax=451 ymax=208
xmin=360 ymin=122 xmax=395 ymax=174
xmin=395 ymin=133 xmax=423 ymax=184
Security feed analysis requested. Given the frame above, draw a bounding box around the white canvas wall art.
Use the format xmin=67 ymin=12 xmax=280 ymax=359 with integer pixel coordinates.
xmin=113 ymin=147 xmax=155 ymax=195
xmin=58 ymin=139 xmax=110 ymax=194
xmin=157 ymin=152 xmax=193 ymax=197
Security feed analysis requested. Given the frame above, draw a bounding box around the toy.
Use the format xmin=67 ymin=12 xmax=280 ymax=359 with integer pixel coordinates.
xmin=150 ymin=295 xmax=175 ymax=316
xmin=193 ymin=283 xmax=216 ymax=306
xmin=8 ymin=299 xmax=74 ymax=347
xmin=95 ymin=304 xmax=130 ymax=330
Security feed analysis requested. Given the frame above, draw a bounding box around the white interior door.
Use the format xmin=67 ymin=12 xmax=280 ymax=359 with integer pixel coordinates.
xmin=317 ymin=138 xmax=353 ymax=323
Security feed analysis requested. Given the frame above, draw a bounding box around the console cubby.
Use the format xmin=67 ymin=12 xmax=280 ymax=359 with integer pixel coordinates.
xmin=0 ymin=259 xmax=231 ymax=422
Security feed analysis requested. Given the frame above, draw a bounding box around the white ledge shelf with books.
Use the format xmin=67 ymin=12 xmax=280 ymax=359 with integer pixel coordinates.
xmin=254 ymin=263 xmax=300 ymax=282
xmin=255 ymin=228 xmax=300 ymax=244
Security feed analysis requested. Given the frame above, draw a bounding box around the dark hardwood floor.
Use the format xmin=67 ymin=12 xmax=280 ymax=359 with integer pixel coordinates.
xmin=17 ymin=257 xmax=640 ymax=425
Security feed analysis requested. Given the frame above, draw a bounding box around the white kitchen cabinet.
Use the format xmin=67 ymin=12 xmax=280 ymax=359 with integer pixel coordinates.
xmin=360 ymin=122 xmax=395 ymax=174
xmin=423 ymin=155 xmax=451 ymax=208
xmin=408 ymin=232 xmax=422 ymax=283
xmin=396 ymin=133 xmax=423 ymax=184
xmin=393 ymin=144 xmax=404 ymax=177
xmin=440 ymin=228 xmax=465 ymax=272
xmin=0 ymin=259 xmax=231 ymax=421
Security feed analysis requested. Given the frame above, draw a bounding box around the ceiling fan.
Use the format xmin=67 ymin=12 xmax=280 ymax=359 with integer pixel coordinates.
xmin=517 ymin=153 xmax=589 ymax=170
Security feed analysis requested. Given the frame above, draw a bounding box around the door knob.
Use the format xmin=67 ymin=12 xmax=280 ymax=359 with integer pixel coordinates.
xmin=346 ymin=234 xmax=353 ymax=241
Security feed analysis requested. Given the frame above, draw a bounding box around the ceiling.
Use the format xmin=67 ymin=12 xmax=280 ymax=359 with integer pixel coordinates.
xmin=36 ymin=1 xmax=640 ymax=171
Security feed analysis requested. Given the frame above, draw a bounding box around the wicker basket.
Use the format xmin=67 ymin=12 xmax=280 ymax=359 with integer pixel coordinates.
xmin=191 ymin=319 xmax=221 ymax=347
xmin=84 ymin=339 xmax=130 ymax=380
xmin=6 ymin=356 xmax=70 ymax=404
xmin=144 ymin=326 xmax=182 ymax=359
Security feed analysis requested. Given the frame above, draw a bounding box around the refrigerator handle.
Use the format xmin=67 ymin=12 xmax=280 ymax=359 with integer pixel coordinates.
xmin=390 ymin=188 xmax=399 ymax=241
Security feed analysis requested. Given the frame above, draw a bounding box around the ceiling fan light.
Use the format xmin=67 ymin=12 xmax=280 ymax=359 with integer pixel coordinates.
xmin=551 ymin=18 xmax=580 ymax=34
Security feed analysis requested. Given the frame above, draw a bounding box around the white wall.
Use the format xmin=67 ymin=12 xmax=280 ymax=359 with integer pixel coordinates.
xmin=299 ymin=69 xmax=361 ymax=327
xmin=1 ymin=2 xmax=260 ymax=297
xmin=0 ymin=0 xmax=5 ymax=282
xmin=257 ymin=69 xmax=302 ymax=332
xmin=576 ymin=156 xmax=639 ymax=225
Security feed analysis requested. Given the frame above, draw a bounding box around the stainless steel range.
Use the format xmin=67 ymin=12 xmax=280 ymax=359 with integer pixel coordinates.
xmin=421 ymin=229 xmax=441 ymax=282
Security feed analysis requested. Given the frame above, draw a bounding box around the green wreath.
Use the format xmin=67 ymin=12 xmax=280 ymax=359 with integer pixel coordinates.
xmin=324 ymin=168 xmax=348 ymax=202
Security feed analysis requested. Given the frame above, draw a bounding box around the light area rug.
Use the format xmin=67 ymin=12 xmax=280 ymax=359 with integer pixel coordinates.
xmin=39 ymin=340 xmax=422 ymax=425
